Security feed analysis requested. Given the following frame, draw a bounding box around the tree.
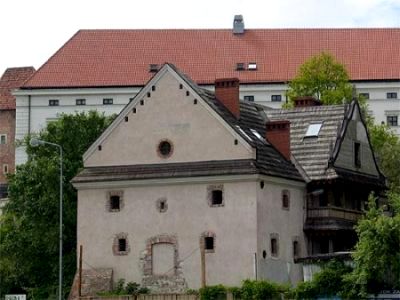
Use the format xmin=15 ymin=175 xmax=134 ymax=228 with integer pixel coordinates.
xmin=285 ymin=52 xmax=353 ymax=106
xmin=343 ymin=193 xmax=400 ymax=297
xmin=0 ymin=111 xmax=114 ymax=298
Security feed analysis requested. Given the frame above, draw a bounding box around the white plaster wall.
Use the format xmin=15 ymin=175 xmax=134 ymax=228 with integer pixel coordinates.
xmin=256 ymin=179 xmax=306 ymax=285
xmin=77 ymin=180 xmax=258 ymax=289
xmin=84 ymin=73 xmax=253 ymax=167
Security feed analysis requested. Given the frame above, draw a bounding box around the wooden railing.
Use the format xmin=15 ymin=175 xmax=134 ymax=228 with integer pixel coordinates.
xmin=306 ymin=206 xmax=363 ymax=222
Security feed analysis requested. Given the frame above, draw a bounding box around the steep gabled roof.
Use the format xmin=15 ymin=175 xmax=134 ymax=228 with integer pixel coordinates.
xmin=266 ymin=102 xmax=385 ymax=186
xmin=0 ymin=67 xmax=35 ymax=110
xmin=74 ymin=64 xmax=302 ymax=184
xmin=22 ymin=28 xmax=400 ymax=89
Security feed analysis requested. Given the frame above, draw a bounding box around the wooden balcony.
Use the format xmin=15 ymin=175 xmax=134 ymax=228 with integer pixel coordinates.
xmin=305 ymin=206 xmax=363 ymax=231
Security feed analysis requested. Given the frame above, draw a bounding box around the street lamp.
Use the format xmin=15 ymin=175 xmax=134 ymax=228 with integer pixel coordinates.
xmin=30 ymin=138 xmax=63 ymax=300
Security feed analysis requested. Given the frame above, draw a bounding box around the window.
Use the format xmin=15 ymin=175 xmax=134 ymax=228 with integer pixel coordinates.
xmin=282 ymin=190 xmax=290 ymax=209
xmin=49 ymin=99 xmax=59 ymax=106
xmin=244 ymin=95 xmax=254 ymax=102
xmin=293 ymin=240 xmax=299 ymax=258
xmin=354 ymin=142 xmax=361 ymax=168
xmin=359 ymin=93 xmax=370 ymax=99
xmin=201 ymin=231 xmax=216 ymax=253
xmin=112 ymin=233 xmax=130 ymax=255
xmin=149 ymin=64 xmax=159 ymax=72
xmin=248 ymin=62 xmax=257 ymax=70
xmin=76 ymin=98 xmax=86 ymax=105
xmin=207 ymin=185 xmax=224 ymax=207
xmin=118 ymin=238 xmax=127 ymax=252
xmin=271 ymin=95 xmax=282 ymax=102
xmin=103 ymin=98 xmax=113 ymax=105
xmin=3 ymin=164 xmax=9 ymax=174
xmin=156 ymin=198 xmax=168 ymax=213
xmin=236 ymin=63 xmax=245 ymax=71
xmin=107 ymin=191 xmax=123 ymax=212
xmin=270 ymin=234 xmax=279 ymax=257
xmin=212 ymin=190 xmax=223 ymax=205
xmin=305 ymin=123 xmax=322 ymax=137
xmin=0 ymin=134 xmax=6 ymax=144
xmin=387 ymin=92 xmax=398 ymax=99
xmin=158 ymin=140 xmax=173 ymax=158
xmin=110 ymin=195 xmax=120 ymax=210
xmin=387 ymin=115 xmax=398 ymax=126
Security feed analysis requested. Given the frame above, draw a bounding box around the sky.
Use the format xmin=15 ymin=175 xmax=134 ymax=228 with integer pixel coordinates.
xmin=1 ymin=0 xmax=400 ymax=76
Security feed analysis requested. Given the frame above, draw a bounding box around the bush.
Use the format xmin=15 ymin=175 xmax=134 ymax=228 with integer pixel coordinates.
xmin=240 ymin=279 xmax=283 ymax=300
xmin=199 ymin=285 xmax=226 ymax=300
xmin=98 ymin=279 xmax=149 ymax=296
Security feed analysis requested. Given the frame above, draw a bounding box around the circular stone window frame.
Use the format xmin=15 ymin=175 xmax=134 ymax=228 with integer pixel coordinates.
xmin=157 ymin=139 xmax=174 ymax=159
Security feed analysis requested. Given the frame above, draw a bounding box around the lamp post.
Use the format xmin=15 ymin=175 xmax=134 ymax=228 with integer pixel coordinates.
xmin=30 ymin=138 xmax=63 ymax=300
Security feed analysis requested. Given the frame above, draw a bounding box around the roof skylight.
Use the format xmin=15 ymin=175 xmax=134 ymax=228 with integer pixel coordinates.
xmin=235 ymin=126 xmax=253 ymax=141
xmin=250 ymin=129 xmax=264 ymax=141
xmin=305 ymin=123 xmax=323 ymax=137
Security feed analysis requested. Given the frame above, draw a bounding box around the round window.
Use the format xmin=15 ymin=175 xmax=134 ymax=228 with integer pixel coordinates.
xmin=158 ymin=140 xmax=173 ymax=158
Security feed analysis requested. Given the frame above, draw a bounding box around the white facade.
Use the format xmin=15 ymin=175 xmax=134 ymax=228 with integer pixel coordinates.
xmin=14 ymin=81 xmax=400 ymax=165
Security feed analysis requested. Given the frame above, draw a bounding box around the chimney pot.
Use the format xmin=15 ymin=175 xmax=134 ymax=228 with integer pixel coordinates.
xmin=215 ymin=78 xmax=240 ymax=118
xmin=294 ymin=96 xmax=321 ymax=108
xmin=266 ymin=120 xmax=291 ymax=160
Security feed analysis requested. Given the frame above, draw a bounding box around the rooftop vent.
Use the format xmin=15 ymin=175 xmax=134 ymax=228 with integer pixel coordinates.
xmin=233 ymin=15 xmax=245 ymax=34
xmin=149 ymin=64 xmax=159 ymax=73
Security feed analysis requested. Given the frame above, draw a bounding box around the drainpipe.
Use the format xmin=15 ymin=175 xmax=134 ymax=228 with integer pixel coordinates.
xmin=28 ymin=95 xmax=31 ymax=135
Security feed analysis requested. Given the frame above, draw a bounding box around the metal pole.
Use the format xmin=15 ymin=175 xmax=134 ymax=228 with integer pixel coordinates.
xmin=59 ymin=146 xmax=63 ymax=300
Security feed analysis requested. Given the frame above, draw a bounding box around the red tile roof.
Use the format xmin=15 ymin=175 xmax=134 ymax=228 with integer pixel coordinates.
xmin=22 ymin=28 xmax=400 ymax=89
xmin=0 ymin=67 xmax=35 ymax=109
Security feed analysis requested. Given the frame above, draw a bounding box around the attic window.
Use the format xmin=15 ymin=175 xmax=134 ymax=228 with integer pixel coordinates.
xmin=149 ymin=64 xmax=159 ymax=72
xmin=248 ymin=63 xmax=257 ymax=70
xmin=250 ymin=129 xmax=264 ymax=141
xmin=305 ymin=123 xmax=322 ymax=137
xmin=244 ymin=95 xmax=254 ymax=102
xmin=236 ymin=63 xmax=245 ymax=71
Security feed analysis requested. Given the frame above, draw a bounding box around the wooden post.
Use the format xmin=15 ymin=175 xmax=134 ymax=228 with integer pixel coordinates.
xmin=200 ymin=241 xmax=206 ymax=288
xmin=78 ymin=245 xmax=83 ymax=297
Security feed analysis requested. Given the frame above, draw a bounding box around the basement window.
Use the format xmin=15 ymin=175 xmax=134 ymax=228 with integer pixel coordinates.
xmin=248 ymin=62 xmax=257 ymax=70
xmin=244 ymin=95 xmax=254 ymax=102
xmin=305 ymin=123 xmax=322 ymax=138
xmin=271 ymin=95 xmax=282 ymax=102
xmin=49 ymin=99 xmax=59 ymax=106
xmin=103 ymin=98 xmax=113 ymax=105
xmin=76 ymin=98 xmax=86 ymax=106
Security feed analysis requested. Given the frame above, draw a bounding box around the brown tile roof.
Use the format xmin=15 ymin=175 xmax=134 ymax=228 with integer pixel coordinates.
xmin=22 ymin=28 xmax=400 ymax=89
xmin=0 ymin=67 xmax=35 ymax=109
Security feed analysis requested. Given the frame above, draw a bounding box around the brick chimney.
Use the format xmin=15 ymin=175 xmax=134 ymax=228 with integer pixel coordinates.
xmin=294 ymin=96 xmax=321 ymax=108
xmin=265 ymin=120 xmax=291 ymax=160
xmin=215 ymin=78 xmax=240 ymax=118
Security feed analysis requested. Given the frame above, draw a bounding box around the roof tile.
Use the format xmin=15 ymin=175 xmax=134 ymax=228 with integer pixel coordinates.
xmin=0 ymin=67 xmax=35 ymax=109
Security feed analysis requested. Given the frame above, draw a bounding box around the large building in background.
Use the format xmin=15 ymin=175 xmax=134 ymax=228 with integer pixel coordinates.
xmin=14 ymin=17 xmax=400 ymax=164
xmin=0 ymin=67 xmax=35 ymax=207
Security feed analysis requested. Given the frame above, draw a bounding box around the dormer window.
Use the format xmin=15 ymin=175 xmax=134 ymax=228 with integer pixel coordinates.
xmin=305 ymin=123 xmax=322 ymax=138
xmin=248 ymin=63 xmax=257 ymax=70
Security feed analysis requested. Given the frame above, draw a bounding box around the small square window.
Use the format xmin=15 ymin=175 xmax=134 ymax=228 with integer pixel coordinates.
xmin=118 ymin=238 xmax=127 ymax=252
xmin=211 ymin=190 xmax=223 ymax=206
xmin=244 ymin=95 xmax=254 ymax=102
xmin=354 ymin=142 xmax=361 ymax=168
xmin=76 ymin=99 xmax=86 ymax=105
xmin=305 ymin=123 xmax=322 ymax=137
xmin=387 ymin=92 xmax=398 ymax=99
xmin=49 ymin=99 xmax=59 ymax=106
xmin=205 ymin=237 xmax=214 ymax=251
xmin=110 ymin=195 xmax=120 ymax=210
xmin=0 ymin=134 xmax=7 ymax=145
xmin=103 ymin=98 xmax=113 ymax=105
xmin=248 ymin=63 xmax=257 ymax=70
xmin=387 ymin=115 xmax=398 ymax=127
xmin=359 ymin=93 xmax=370 ymax=100
xmin=271 ymin=95 xmax=282 ymax=102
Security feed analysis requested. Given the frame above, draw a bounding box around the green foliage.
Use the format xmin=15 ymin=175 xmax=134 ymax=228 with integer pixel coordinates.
xmin=0 ymin=111 xmax=114 ymax=298
xmin=240 ymin=279 xmax=285 ymax=300
xmin=97 ymin=280 xmax=149 ymax=296
xmin=186 ymin=288 xmax=199 ymax=295
xmin=343 ymin=193 xmax=400 ymax=296
xmin=199 ymin=285 xmax=226 ymax=300
xmin=285 ymin=52 xmax=353 ymax=107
